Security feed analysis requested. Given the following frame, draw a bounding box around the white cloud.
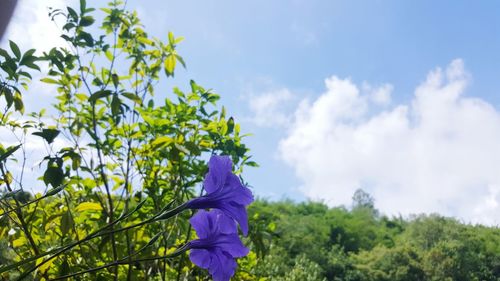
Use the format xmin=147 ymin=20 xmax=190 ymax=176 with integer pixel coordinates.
xmin=249 ymin=88 xmax=294 ymax=127
xmin=3 ymin=0 xmax=70 ymax=53
xmin=363 ymin=82 xmax=393 ymax=106
xmin=279 ymin=59 xmax=500 ymax=225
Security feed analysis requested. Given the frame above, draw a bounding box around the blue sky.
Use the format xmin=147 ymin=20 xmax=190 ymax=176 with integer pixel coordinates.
xmin=4 ymin=0 xmax=500 ymax=224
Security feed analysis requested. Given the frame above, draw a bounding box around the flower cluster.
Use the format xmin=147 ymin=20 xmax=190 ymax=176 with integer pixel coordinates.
xmin=186 ymin=155 xmax=253 ymax=281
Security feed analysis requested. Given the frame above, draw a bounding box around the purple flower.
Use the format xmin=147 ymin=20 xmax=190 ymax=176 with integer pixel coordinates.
xmin=188 ymin=209 xmax=249 ymax=281
xmin=186 ymin=155 xmax=254 ymax=235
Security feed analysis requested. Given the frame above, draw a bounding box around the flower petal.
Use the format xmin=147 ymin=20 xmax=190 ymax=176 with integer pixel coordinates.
xmin=208 ymin=249 xmax=237 ymax=281
xmin=225 ymin=174 xmax=254 ymax=206
xmin=218 ymin=235 xmax=250 ymax=258
xmin=215 ymin=210 xmax=238 ymax=235
xmin=189 ymin=249 xmax=211 ymax=269
xmin=189 ymin=210 xmax=212 ymax=239
xmin=204 ymin=155 xmax=232 ymax=193
xmin=219 ymin=202 xmax=250 ymax=236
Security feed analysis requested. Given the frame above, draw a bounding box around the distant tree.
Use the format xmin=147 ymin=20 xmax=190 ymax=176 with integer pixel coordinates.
xmin=352 ymin=188 xmax=375 ymax=210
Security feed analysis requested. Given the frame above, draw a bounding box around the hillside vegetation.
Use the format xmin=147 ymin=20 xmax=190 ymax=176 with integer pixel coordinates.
xmin=239 ymin=190 xmax=500 ymax=281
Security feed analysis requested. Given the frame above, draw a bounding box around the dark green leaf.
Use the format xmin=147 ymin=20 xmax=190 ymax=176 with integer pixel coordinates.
xmin=67 ymin=7 xmax=78 ymax=21
xmin=59 ymin=260 xmax=70 ymax=277
xmin=122 ymin=92 xmax=142 ymax=104
xmin=80 ymin=16 xmax=94 ymax=27
xmin=45 ymin=184 xmax=66 ymax=197
xmin=88 ymin=90 xmax=112 ymax=103
xmin=79 ymin=0 xmax=87 ymax=13
xmin=3 ymin=87 xmax=13 ymax=108
xmin=13 ymin=92 xmax=24 ymax=114
xmin=0 ymin=48 xmax=11 ymax=59
xmin=246 ymin=161 xmax=259 ymax=167
xmin=33 ymin=129 xmax=60 ymax=144
xmin=9 ymin=41 xmax=21 ymax=60
xmin=184 ymin=141 xmax=201 ymax=156
xmin=111 ymin=73 xmax=119 ymax=88
xmin=111 ymin=94 xmax=121 ymax=116
xmin=43 ymin=166 xmax=65 ymax=187
xmin=60 ymin=210 xmax=73 ymax=237
xmin=76 ymin=31 xmax=94 ymax=47
xmin=227 ymin=117 xmax=235 ymax=134
xmin=0 ymin=144 xmax=21 ymax=162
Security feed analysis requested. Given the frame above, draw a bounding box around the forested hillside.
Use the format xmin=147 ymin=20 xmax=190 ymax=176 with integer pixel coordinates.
xmin=238 ymin=190 xmax=500 ymax=281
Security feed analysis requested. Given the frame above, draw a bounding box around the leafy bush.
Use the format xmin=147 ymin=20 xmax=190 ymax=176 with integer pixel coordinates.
xmin=0 ymin=1 xmax=255 ymax=280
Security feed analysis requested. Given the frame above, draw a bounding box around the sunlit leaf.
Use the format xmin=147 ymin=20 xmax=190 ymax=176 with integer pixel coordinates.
xmin=76 ymin=202 xmax=103 ymax=212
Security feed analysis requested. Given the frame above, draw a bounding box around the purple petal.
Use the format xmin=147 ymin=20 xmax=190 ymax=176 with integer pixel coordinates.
xmin=204 ymin=156 xmax=232 ymax=193
xmin=219 ymin=202 xmax=250 ymax=236
xmin=215 ymin=210 xmax=238 ymax=235
xmin=189 ymin=210 xmax=212 ymax=239
xmin=218 ymin=235 xmax=250 ymax=258
xmin=208 ymin=249 xmax=237 ymax=281
xmin=189 ymin=249 xmax=211 ymax=268
xmin=225 ymin=174 xmax=254 ymax=206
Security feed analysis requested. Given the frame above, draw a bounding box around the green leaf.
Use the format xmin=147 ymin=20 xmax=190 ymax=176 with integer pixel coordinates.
xmin=145 ymin=232 xmax=163 ymax=247
xmin=67 ymin=7 xmax=78 ymax=21
xmin=151 ymin=136 xmax=174 ymax=149
xmin=0 ymin=144 xmax=21 ymax=162
xmin=79 ymin=0 xmax=87 ymax=13
xmin=137 ymin=37 xmax=154 ymax=46
xmin=111 ymin=73 xmax=119 ymax=88
xmin=33 ymin=129 xmax=60 ymax=144
xmin=0 ymin=48 xmax=11 ymax=59
xmin=175 ymin=54 xmax=186 ymax=68
xmin=168 ymin=31 xmax=175 ymax=44
xmin=9 ymin=40 xmax=21 ymax=60
xmin=75 ymin=202 xmax=102 ymax=212
xmin=3 ymin=87 xmax=13 ymax=108
xmin=227 ymin=117 xmax=235 ymax=134
xmin=245 ymin=161 xmax=259 ymax=167
xmin=43 ymin=166 xmax=65 ymax=187
xmin=105 ymin=49 xmax=113 ymax=61
xmin=23 ymin=60 xmax=40 ymax=71
xmin=164 ymin=54 xmax=176 ymax=77
xmin=22 ymin=48 xmax=36 ymax=59
xmin=111 ymin=94 xmax=121 ymax=116
xmin=13 ymin=92 xmax=24 ymax=114
xmin=184 ymin=141 xmax=201 ymax=156
xmin=76 ymin=31 xmax=94 ymax=47
xmin=60 ymin=211 xmax=74 ymax=237
xmin=59 ymin=260 xmax=70 ymax=277
xmin=88 ymin=90 xmax=112 ymax=103
xmin=122 ymin=92 xmax=142 ymax=104
xmin=80 ymin=16 xmax=95 ymax=27
xmin=45 ymin=184 xmax=66 ymax=197
xmin=18 ymin=71 xmax=32 ymax=79
xmin=40 ymin=78 xmax=59 ymax=84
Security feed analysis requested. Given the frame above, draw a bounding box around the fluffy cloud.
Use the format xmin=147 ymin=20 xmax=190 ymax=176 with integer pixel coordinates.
xmin=248 ymin=88 xmax=294 ymax=127
xmin=279 ymin=59 xmax=500 ymax=225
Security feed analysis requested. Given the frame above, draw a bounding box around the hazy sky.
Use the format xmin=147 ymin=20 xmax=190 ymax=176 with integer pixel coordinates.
xmin=3 ymin=0 xmax=500 ymax=225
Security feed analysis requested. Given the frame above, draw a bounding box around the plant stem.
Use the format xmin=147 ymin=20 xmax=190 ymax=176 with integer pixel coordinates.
xmin=49 ymin=244 xmax=190 ymax=281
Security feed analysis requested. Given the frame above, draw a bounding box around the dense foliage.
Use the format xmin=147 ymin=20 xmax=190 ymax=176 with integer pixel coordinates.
xmin=240 ymin=191 xmax=500 ymax=281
